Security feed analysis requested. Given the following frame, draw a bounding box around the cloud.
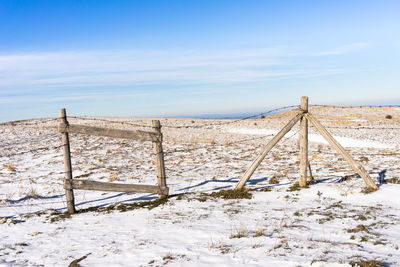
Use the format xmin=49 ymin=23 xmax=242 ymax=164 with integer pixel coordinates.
xmin=310 ymin=43 xmax=372 ymax=56
xmin=0 ymin=48 xmax=291 ymax=88
xmin=0 ymin=44 xmax=374 ymax=102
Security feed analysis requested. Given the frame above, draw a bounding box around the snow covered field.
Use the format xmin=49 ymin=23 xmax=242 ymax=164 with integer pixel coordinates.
xmin=1 ymin=106 xmax=400 ymax=266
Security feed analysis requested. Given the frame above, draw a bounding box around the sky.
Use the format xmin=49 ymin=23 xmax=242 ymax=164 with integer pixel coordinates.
xmin=0 ymin=0 xmax=399 ymax=122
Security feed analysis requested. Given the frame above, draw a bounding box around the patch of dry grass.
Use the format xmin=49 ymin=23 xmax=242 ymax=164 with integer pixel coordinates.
xmin=346 ymin=224 xmax=370 ymax=234
xmin=108 ymin=173 xmax=118 ymax=182
xmin=287 ymin=183 xmax=309 ymax=192
xmin=385 ymin=178 xmax=400 ymax=184
xmin=349 ymin=259 xmax=385 ymax=267
xmin=209 ymin=189 xmax=252 ymax=199
xmin=230 ymin=223 xmax=248 ymax=239
xmin=26 ymin=187 xmax=41 ymax=199
xmin=361 ymin=187 xmax=378 ymax=194
xmin=3 ymin=164 xmax=16 ymax=172
xmin=269 ymin=174 xmax=283 ymax=184
xmin=208 ymin=239 xmax=232 ymax=254
xmin=253 ymin=226 xmax=265 ymax=237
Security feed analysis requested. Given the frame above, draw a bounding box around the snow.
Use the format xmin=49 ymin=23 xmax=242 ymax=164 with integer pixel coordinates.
xmin=1 ymin=107 xmax=400 ymax=266
xmin=227 ymin=128 xmax=394 ymax=149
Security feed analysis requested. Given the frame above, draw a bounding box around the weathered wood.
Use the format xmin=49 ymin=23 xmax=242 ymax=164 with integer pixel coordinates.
xmin=305 ymin=113 xmax=377 ymax=189
xmin=60 ymin=109 xmax=76 ymax=214
xmin=299 ymin=96 xmax=308 ymax=187
xmin=58 ymin=123 xmax=159 ymax=142
xmin=65 ymin=179 xmax=169 ymax=195
xmin=152 ymin=120 xmax=168 ymax=197
xmin=308 ymin=162 xmax=314 ymax=182
xmin=235 ymin=109 xmax=305 ymax=190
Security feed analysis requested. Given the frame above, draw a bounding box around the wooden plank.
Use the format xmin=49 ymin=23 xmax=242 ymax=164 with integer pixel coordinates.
xmin=59 ymin=109 xmax=76 ymax=214
xmin=152 ymin=120 xmax=168 ymax=197
xmin=65 ymin=179 xmax=169 ymax=195
xmin=299 ymin=96 xmax=308 ymax=187
xmin=58 ymin=123 xmax=159 ymax=142
xmin=305 ymin=113 xmax=378 ymax=190
xmin=235 ymin=109 xmax=305 ymax=190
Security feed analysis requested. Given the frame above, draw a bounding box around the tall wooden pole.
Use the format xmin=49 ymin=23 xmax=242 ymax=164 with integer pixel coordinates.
xmin=299 ymin=96 xmax=308 ymax=187
xmin=60 ymin=108 xmax=76 ymax=214
xmin=152 ymin=120 xmax=168 ymax=197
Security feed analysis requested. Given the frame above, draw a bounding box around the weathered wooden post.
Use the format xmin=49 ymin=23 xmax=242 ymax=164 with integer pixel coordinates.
xmin=305 ymin=113 xmax=378 ymax=190
xmin=59 ymin=108 xmax=76 ymax=214
xmin=299 ymin=96 xmax=308 ymax=187
xmin=152 ymin=120 xmax=168 ymax=197
xmin=235 ymin=110 xmax=305 ymax=190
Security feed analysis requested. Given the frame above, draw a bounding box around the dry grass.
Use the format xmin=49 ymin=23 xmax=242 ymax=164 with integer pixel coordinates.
xmin=208 ymin=239 xmax=232 ymax=254
xmin=269 ymin=175 xmax=282 ymax=184
xmin=361 ymin=187 xmax=378 ymax=194
xmin=287 ymin=182 xmax=309 ymax=192
xmin=349 ymin=259 xmax=385 ymax=267
xmin=162 ymin=252 xmax=174 ymax=264
xmin=3 ymin=164 xmax=16 ymax=172
xmin=385 ymin=178 xmax=400 ymax=184
xmin=253 ymin=226 xmax=265 ymax=237
xmin=108 ymin=173 xmax=118 ymax=182
xmin=346 ymin=224 xmax=370 ymax=234
xmin=272 ymin=152 xmax=281 ymax=161
xmin=209 ymin=189 xmax=252 ymax=199
xmin=230 ymin=223 xmax=248 ymax=239
xmin=26 ymin=187 xmax=40 ymax=199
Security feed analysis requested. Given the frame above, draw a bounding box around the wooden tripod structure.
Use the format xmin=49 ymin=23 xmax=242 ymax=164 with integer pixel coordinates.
xmin=235 ymin=96 xmax=378 ymax=191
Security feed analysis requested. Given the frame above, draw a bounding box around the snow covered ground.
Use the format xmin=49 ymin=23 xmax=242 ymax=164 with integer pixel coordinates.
xmin=1 ymin=106 xmax=400 ymax=266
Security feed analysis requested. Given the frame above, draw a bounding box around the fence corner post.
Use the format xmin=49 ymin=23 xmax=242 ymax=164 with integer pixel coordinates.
xmin=152 ymin=120 xmax=168 ymax=197
xmin=299 ymin=96 xmax=308 ymax=187
xmin=60 ymin=108 xmax=76 ymax=214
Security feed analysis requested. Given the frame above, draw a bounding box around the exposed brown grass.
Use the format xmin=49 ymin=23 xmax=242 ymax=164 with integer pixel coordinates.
xmin=385 ymin=178 xmax=400 ymax=184
xmin=268 ymin=175 xmax=281 ymax=184
xmin=209 ymin=189 xmax=252 ymax=199
xmin=361 ymin=187 xmax=378 ymax=194
xmin=3 ymin=164 xmax=16 ymax=172
xmin=230 ymin=224 xmax=248 ymax=239
xmin=287 ymin=183 xmax=309 ymax=192
xmin=349 ymin=259 xmax=384 ymax=267
xmin=108 ymin=173 xmax=118 ymax=182
xmin=346 ymin=224 xmax=370 ymax=233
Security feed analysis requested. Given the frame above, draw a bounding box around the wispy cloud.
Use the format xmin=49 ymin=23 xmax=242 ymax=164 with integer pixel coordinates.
xmin=0 ymin=44 xmax=372 ymax=91
xmin=310 ymin=43 xmax=372 ymax=56
xmin=0 ymin=43 xmax=377 ymax=111
xmin=0 ymin=49 xmax=284 ymax=89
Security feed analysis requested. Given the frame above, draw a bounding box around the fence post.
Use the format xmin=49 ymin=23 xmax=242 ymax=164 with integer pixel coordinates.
xmin=305 ymin=113 xmax=378 ymax=190
xmin=299 ymin=96 xmax=308 ymax=187
xmin=60 ymin=108 xmax=76 ymax=214
xmin=235 ymin=110 xmax=304 ymax=190
xmin=152 ymin=120 xmax=168 ymax=197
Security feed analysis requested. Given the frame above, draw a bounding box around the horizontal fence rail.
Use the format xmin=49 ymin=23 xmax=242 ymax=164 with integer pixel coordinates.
xmin=64 ymin=179 xmax=169 ymax=195
xmin=58 ymin=123 xmax=160 ymax=142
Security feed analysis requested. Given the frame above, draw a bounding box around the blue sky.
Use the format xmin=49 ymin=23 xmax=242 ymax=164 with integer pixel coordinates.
xmin=0 ymin=0 xmax=399 ymax=122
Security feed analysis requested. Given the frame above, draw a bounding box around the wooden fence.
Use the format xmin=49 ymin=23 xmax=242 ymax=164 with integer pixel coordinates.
xmin=56 ymin=96 xmax=380 ymax=214
xmin=58 ymin=109 xmax=168 ymax=214
xmin=235 ymin=96 xmax=378 ymax=191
